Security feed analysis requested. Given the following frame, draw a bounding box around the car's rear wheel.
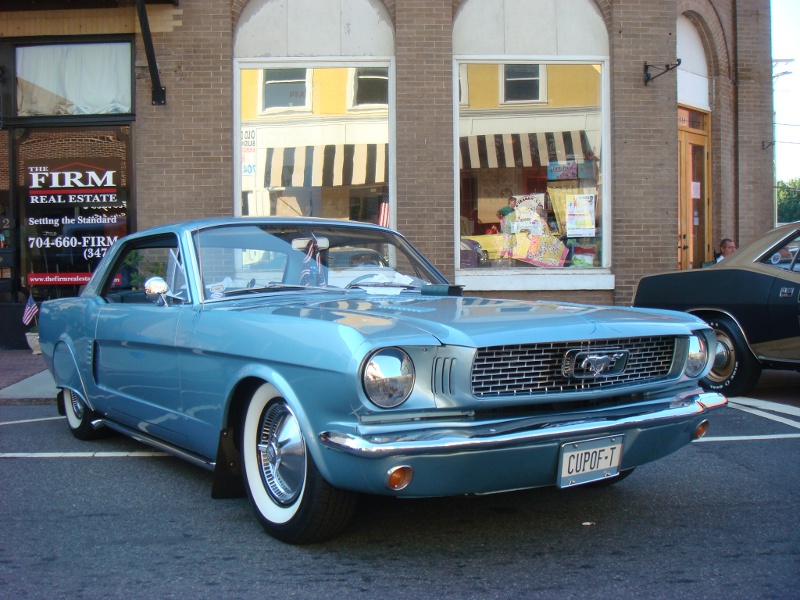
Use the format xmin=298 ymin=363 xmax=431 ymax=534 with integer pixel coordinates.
xmin=241 ymin=384 xmax=357 ymax=544
xmin=701 ymin=316 xmax=761 ymax=397
xmin=63 ymin=389 xmax=107 ymax=440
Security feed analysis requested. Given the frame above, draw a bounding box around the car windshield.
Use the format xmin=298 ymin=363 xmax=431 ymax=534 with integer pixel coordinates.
xmin=192 ymin=223 xmax=447 ymax=299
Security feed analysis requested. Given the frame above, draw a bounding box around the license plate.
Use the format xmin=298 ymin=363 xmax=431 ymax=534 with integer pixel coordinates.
xmin=557 ymin=435 xmax=624 ymax=488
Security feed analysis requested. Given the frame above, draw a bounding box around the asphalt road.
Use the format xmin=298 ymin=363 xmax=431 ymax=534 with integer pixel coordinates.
xmin=1 ymin=374 xmax=798 ymax=599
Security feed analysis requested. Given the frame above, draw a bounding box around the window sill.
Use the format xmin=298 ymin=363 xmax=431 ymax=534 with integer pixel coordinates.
xmin=455 ymin=269 xmax=615 ymax=291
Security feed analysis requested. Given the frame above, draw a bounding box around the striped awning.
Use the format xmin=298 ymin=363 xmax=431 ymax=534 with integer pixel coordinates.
xmin=264 ymin=143 xmax=388 ymax=188
xmin=459 ymin=131 xmax=593 ymax=169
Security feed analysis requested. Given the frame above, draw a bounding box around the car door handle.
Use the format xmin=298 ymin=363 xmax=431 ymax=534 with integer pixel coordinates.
xmin=779 ymin=287 xmax=794 ymax=298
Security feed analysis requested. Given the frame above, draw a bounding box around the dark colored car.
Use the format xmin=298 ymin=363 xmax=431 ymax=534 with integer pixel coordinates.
xmin=634 ymin=221 xmax=800 ymax=396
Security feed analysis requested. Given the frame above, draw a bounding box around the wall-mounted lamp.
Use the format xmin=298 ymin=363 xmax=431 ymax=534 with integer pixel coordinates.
xmin=644 ymin=59 xmax=681 ymax=85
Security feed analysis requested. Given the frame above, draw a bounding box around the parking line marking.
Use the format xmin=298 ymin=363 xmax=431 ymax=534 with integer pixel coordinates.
xmin=694 ymin=433 xmax=800 ymax=442
xmin=0 ymin=451 xmax=170 ymax=458
xmin=727 ymin=403 xmax=800 ymax=430
xmin=0 ymin=416 xmax=64 ymax=426
xmin=729 ymin=398 xmax=800 ymax=418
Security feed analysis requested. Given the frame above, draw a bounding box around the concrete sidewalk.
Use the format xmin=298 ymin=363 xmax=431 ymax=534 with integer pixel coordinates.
xmin=0 ymin=349 xmax=58 ymax=403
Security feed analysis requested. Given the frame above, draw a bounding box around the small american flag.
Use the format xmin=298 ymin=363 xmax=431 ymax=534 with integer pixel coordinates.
xmin=299 ymin=240 xmax=325 ymax=287
xmin=22 ymin=295 xmax=39 ymax=326
xmin=378 ymin=188 xmax=390 ymax=228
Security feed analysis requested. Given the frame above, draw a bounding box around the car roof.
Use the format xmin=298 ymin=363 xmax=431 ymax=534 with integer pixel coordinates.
xmin=710 ymin=221 xmax=800 ymax=269
xmin=123 ymin=216 xmax=392 ymax=241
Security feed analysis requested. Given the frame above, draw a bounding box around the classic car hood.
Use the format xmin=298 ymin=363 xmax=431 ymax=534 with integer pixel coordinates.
xmin=229 ymin=293 xmax=702 ymax=348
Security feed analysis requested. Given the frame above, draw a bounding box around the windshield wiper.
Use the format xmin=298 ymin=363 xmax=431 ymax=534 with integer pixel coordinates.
xmin=222 ymin=283 xmax=308 ymax=296
xmin=347 ymin=281 xmax=418 ymax=290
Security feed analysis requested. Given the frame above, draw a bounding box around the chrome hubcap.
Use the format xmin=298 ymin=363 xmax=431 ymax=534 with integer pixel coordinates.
xmin=256 ymin=402 xmax=306 ymax=506
xmin=70 ymin=391 xmax=84 ymax=420
xmin=709 ymin=332 xmax=735 ymax=383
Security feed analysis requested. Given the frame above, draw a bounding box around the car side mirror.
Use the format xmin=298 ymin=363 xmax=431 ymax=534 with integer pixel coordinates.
xmin=145 ymin=276 xmax=170 ymax=305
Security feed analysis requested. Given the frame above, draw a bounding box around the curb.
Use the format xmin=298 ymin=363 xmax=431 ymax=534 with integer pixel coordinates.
xmin=0 ymin=370 xmax=59 ymax=403
xmin=0 ymin=397 xmax=57 ymax=405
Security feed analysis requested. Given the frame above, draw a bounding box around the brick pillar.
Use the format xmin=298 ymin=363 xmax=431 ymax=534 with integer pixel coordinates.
xmin=734 ymin=0 xmax=774 ymax=245
xmin=134 ymin=0 xmax=233 ymax=231
xmin=610 ymin=0 xmax=680 ymax=305
xmin=394 ymin=0 xmax=455 ymax=279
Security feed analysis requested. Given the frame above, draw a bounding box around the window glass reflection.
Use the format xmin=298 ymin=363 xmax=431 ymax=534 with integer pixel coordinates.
xmin=241 ymin=66 xmax=390 ymax=226
xmin=16 ymin=43 xmax=132 ymax=116
xmin=504 ymin=64 xmax=541 ymax=103
xmin=458 ymin=62 xmax=603 ymax=270
xmin=262 ymin=68 xmax=308 ymax=111
xmin=354 ymin=68 xmax=389 ymax=106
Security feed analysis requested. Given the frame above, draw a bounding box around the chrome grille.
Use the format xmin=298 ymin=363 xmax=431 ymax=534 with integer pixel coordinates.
xmin=472 ymin=336 xmax=677 ymax=397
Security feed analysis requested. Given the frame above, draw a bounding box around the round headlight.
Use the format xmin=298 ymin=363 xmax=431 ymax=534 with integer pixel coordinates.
xmin=685 ymin=334 xmax=709 ymax=378
xmin=362 ymin=348 xmax=415 ymax=408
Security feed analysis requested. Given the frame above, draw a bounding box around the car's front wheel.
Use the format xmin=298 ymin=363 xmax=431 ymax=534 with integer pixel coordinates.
xmin=241 ymin=384 xmax=357 ymax=544
xmin=701 ymin=316 xmax=761 ymax=397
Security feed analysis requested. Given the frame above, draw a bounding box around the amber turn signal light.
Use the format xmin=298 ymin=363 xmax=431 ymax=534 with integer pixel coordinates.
xmin=385 ymin=465 xmax=413 ymax=490
xmin=693 ymin=420 xmax=710 ymax=439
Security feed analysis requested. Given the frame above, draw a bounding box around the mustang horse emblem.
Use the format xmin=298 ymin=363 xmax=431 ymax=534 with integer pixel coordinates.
xmin=581 ymin=353 xmax=625 ymax=375
xmin=563 ymin=349 xmax=630 ymax=378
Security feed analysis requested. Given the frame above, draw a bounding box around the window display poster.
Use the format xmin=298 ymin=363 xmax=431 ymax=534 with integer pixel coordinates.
xmin=511 ymin=194 xmax=547 ymax=235
xmin=24 ymin=157 xmax=128 ymax=286
xmin=547 ymin=162 xmax=577 ymax=181
xmin=566 ymin=194 xmax=596 ymax=237
xmin=241 ymin=127 xmax=257 ymax=179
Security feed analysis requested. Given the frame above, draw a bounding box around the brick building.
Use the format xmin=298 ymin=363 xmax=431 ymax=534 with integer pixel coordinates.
xmin=0 ymin=0 xmax=774 ymax=347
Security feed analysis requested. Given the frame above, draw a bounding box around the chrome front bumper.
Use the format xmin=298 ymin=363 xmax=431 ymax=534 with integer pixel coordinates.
xmin=319 ymin=390 xmax=727 ymax=458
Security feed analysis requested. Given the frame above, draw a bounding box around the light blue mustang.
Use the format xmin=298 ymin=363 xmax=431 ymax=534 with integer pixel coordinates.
xmin=40 ymin=217 xmax=726 ymax=543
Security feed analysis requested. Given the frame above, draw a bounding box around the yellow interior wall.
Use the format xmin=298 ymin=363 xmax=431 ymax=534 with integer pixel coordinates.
xmin=467 ymin=64 xmax=500 ymax=109
xmin=241 ymin=69 xmax=259 ymax=120
xmin=465 ymin=63 xmax=601 ymax=108
xmin=313 ymin=68 xmax=348 ymax=115
xmin=546 ymin=65 xmax=601 ymax=107
xmin=240 ymin=68 xmax=350 ymax=119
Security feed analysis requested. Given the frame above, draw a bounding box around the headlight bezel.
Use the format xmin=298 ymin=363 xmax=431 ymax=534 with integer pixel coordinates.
xmin=684 ymin=332 xmax=710 ymax=378
xmin=361 ymin=347 xmax=416 ymax=409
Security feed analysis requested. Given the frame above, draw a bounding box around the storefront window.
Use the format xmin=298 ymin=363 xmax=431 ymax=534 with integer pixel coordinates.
xmin=240 ymin=65 xmax=391 ymax=226
xmin=16 ymin=42 xmax=132 ymax=116
xmin=17 ymin=127 xmax=131 ymax=299
xmin=458 ymin=62 xmax=603 ymax=271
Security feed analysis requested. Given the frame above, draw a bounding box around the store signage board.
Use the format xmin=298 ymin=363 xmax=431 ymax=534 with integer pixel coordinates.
xmin=23 ymin=158 xmax=128 ymax=286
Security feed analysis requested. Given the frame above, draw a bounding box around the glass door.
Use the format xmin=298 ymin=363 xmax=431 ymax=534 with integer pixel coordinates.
xmin=678 ymin=125 xmax=711 ymax=269
xmin=14 ymin=126 xmax=132 ymax=300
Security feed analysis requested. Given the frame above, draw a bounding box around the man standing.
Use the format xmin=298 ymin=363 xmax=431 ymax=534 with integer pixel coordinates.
xmin=716 ymin=238 xmax=737 ymax=262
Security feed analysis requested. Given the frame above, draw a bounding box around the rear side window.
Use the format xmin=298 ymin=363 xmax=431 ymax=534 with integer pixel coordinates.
xmin=760 ymin=233 xmax=800 ymax=272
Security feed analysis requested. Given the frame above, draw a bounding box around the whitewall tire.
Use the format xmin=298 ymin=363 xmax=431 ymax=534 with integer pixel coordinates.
xmin=63 ymin=389 xmax=106 ymax=440
xmin=241 ymin=383 xmax=356 ymax=544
